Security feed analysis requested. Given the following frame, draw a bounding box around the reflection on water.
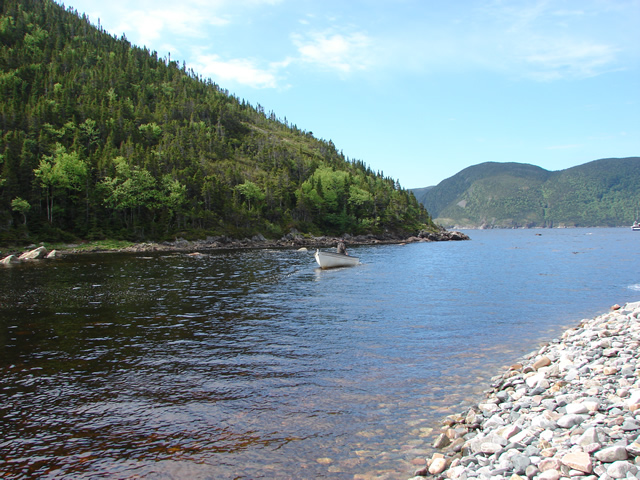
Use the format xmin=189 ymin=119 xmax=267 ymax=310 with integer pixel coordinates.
xmin=1 ymin=229 xmax=639 ymax=479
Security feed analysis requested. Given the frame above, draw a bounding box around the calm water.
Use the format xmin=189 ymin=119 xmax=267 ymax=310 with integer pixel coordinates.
xmin=1 ymin=229 xmax=638 ymax=479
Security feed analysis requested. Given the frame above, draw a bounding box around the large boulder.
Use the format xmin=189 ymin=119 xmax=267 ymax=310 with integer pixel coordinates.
xmin=418 ymin=230 xmax=471 ymax=241
xmin=1 ymin=255 xmax=19 ymax=265
xmin=18 ymin=246 xmax=48 ymax=260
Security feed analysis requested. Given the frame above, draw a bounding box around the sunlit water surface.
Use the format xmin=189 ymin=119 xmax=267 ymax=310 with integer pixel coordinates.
xmin=1 ymin=228 xmax=638 ymax=479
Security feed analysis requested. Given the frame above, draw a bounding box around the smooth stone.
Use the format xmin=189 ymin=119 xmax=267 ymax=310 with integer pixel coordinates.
xmin=561 ymin=451 xmax=593 ymax=473
xmin=557 ymin=414 xmax=588 ymax=429
xmin=606 ymin=461 xmax=637 ymax=479
xmin=620 ymin=419 xmax=640 ymax=431
xmin=627 ymin=390 xmax=640 ymax=406
xmin=429 ymin=457 xmax=448 ymax=475
xmin=434 ymin=433 xmax=451 ymax=449
xmin=484 ymin=414 xmax=507 ymax=429
xmin=566 ymin=403 xmax=589 ymax=415
xmin=478 ymin=403 xmax=500 ymax=415
xmin=531 ymin=414 xmax=558 ymax=430
xmin=445 ymin=465 xmax=466 ymax=479
xmin=539 ymin=458 xmax=563 ymax=472
xmin=525 ymin=465 xmax=540 ymax=478
xmin=583 ymin=443 xmax=602 ymax=454
xmin=511 ymin=454 xmax=531 ymax=474
xmin=538 ymin=468 xmax=561 ymax=480
xmin=497 ymin=424 xmax=521 ymax=441
xmin=480 ymin=442 xmax=503 ymax=455
xmin=533 ymin=356 xmax=552 ymax=370
xmin=595 ymin=445 xmax=628 ymax=462
xmin=576 ymin=427 xmax=601 ymax=446
xmin=626 ymin=442 xmax=640 ymax=456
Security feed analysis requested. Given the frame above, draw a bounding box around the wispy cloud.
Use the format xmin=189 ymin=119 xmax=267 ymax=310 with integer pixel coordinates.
xmin=379 ymin=0 xmax=633 ymax=82
xmin=291 ymin=30 xmax=374 ymax=74
xmin=192 ymin=55 xmax=279 ymax=89
xmin=523 ymin=40 xmax=620 ymax=81
xmin=191 ymin=27 xmax=376 ymax=88
xmin=66 ymin=0 xmax=636 ymax=89
xmin=477 ymin=0 xmax=630 ymax=80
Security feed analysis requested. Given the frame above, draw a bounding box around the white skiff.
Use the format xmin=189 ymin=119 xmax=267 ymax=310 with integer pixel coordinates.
xmin=314 ymin=249 xmax=359 ymax=269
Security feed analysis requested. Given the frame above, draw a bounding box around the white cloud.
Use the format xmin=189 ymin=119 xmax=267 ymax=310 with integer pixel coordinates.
xmin=193 ymin=54 xmax=278 ymax=89
xmin=112 ymin=7 xmax=229 ymax=48
xmin=292 ymin=30 xmax=374 ymax=73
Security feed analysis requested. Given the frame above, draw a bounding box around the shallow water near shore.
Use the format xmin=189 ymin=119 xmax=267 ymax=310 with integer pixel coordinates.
xmin=1 ymin=228 xmax=638 ymax=479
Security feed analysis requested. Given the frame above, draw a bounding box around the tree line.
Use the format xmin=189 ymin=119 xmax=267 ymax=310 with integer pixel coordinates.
xmin=0 ymin=0 xmax=434 ymax=245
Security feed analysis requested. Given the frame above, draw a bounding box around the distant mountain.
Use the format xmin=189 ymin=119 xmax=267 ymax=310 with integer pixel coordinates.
xmin=411 ymin=158 xmax=640 ymax=228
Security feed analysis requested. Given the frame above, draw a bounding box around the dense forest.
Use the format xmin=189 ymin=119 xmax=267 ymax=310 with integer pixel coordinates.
xmin=0 ymin=0 xmax=434 ymax=246
xmin=412 ymin=158 xmax=640 ymax=228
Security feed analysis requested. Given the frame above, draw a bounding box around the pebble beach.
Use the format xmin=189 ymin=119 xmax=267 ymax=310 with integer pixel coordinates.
xmin=411 ymin=301 xmax=640 ymax=480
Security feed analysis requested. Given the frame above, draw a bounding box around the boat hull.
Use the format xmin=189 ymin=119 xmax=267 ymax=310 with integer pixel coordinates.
xmin=314 ymin=250 xmax=359 ymax=269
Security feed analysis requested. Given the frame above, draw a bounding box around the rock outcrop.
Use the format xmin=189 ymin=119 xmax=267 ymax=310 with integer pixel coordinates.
xmin=1 ymin=245 xmax=51 ymax=265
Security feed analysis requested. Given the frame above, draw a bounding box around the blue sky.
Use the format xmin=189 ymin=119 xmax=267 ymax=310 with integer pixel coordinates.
xmin=58 ymin=0 xmax=639 ymax=189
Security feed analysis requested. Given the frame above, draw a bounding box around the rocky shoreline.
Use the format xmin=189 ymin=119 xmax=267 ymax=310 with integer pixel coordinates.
xmin=1 ymin=229 xmax=469 ymax=264
xmin=410 ymin=302 xmax=640 ymax=480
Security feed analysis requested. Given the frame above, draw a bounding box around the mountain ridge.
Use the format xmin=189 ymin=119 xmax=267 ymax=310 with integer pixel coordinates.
xmin=411 ymin=157 xmax=640 ymax=228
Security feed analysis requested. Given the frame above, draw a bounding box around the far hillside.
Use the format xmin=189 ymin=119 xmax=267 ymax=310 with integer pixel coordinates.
xmin=411 ymin=157 xmax=640 ymax=228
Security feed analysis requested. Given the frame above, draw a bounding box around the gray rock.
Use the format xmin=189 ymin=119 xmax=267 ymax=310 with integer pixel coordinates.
xmin=577 ymin=427 xmax=601 ymax=446
xmin=606 ymin=461 xmax=637 ymax=479
xmin=484 ymin=414 xmax=506 ymax=429
xmin=531 ymin=414 xmax=558 ymax=430
xmin=621 ymin=419 xmax=640 ymax=431
xmin=434 ymin=433 xmax=451 ymax=449
xmin=525 ymin=464 xmax=540 ymax=478
xmin=595 ymin=445 xmax=629 ymax=463
xmin=626 ymin=442 xmax=640 ymax=456
xmin=566 ymin=402 xmax=589 ymax=415
xmin=538 ymin=468 xmax=561 ymax=480
xmin=479 ymin=442 xmax=503 ymax=455
xmin=511 ymin=454 xmax=531 ymax=474
xmin=557 ymin=414 xmax=588 ymax=429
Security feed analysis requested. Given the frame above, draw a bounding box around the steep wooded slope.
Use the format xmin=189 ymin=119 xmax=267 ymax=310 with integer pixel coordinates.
xmin=0 ymin=0 xmax=433 ymax=245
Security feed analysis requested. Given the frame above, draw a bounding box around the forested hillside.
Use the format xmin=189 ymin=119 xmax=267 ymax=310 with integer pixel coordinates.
xmin=412 ymin=158 xmax=640 ymax=228
xmin=0 ymin=0 xmax=434 ymax=246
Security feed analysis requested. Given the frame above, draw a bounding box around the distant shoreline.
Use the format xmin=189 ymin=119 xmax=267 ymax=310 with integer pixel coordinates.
xmin=1 ymin=230 xmax=470 ymax=262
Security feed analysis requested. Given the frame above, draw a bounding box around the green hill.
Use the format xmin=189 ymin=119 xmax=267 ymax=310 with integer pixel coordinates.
xmin=0 ymin=0 xmax=434 ymax=246
xmin=412 ymin=158 xmax=640 ymax=228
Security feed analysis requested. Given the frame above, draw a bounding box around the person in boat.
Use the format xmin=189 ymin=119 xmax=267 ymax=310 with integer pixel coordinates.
xmin=336 ymin=240 xmax=347 ymax=255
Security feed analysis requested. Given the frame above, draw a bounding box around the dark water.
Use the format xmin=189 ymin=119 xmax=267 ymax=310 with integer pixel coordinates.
xmin=1 ymin=228 xmax=638 ymax=479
